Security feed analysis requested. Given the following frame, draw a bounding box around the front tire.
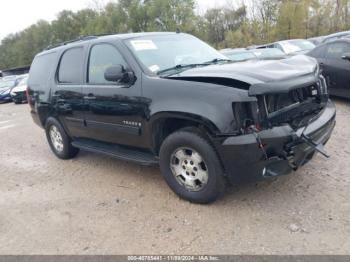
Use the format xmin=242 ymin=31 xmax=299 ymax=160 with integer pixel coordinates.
xmin=159 ymin=128 xmax=226 ymax=204
xmin=45 ymin=117 xmax=79 ymax=160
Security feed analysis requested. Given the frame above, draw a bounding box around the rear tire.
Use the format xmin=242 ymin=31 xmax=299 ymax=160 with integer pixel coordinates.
xmin=45 ymin=117 xmax=79 ymax=160
xmin=159 ymin=128 xmax=226 ymax=204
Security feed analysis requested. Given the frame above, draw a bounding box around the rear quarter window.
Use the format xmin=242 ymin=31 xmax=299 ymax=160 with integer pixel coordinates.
xmin=28 ymin=52 xmax=57 ymax=87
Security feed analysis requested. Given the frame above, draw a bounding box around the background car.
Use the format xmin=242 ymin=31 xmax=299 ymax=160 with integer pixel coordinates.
xmin=221 ymin=48 xmax=286 ymax=62
xmin=251 ymin=48 xmax=286 ymax=59
xmin=10 ymin=74 xmax=28 ymax=104
xmin=0 ymin=76 xmax=18 ymax=103
xmin=272 ymin=39 xmax=316 ymax=55
xmin=220 ymin=48 xmax=257 ymax=62
xmin=308 ymin=36 xmax=325 ymax=46
xmin=321 ymin=30 xmax=350 ymax=44
xmin=307 ymin=38 xmax=350 ymax=98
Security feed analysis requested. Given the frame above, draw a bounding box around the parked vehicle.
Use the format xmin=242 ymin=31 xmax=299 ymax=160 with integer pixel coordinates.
xmin=28 ymin=32 xmax=335 ymax=203
xmin=220 ymin=48 xmax=257 ymax=62
xmin=270 ymin=39 xmax=316 ymax=55
xmin=251 ymin=48 xmax=286 ymax=59
xmin=308 ymin=38 xmax=350 ymax=98
xmin=11 ymin=74 xmax=28 ymax=104
xmin=0 ymin=76 xmax=18 ymax=103
xmin=308 ymin=36 xmax=325 ymax=46
xmin=221 ymin=48 xmax=286 ymax=62
xmin=321 ymin=31 xmax=350 ymax=44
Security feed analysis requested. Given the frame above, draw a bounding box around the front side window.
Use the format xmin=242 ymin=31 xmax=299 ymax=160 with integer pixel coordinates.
xmin=88 ymin=44 xmax=127 ymax=85
xmin=326 ymin=42 xmax=350 ymax=59
xmin=58 ymin=47 xmax=84 ymax=84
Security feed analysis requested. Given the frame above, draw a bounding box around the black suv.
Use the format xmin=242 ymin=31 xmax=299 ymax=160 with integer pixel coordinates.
xmin=28 ymin=32 xmax=336 ymax=203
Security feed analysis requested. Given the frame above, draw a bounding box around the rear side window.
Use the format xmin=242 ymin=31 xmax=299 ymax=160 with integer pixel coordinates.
xmin=325 ymin=42 xmax=350 ymax=59
xmin=28 ymin=52 xmax=57 ymax=87
xmin=58 ymin=47 xmax=84 ymax=84
xmin=88 ymin=44 xmax=127 ymax=85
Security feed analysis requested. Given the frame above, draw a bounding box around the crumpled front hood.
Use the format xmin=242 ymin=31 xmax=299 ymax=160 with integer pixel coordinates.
xmin=169 ymin=55 xmax=318 ymax=87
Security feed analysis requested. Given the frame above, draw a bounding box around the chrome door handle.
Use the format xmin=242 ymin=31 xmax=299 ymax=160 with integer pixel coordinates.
xmin=84 ymin=95 xmax=96 ymax=100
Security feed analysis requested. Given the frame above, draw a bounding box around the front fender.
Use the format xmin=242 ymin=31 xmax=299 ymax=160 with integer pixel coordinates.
xmin=142 ymin=75 xmax=254 ymax=134
xmin=149 ymin=111 xmax=221 ymax=135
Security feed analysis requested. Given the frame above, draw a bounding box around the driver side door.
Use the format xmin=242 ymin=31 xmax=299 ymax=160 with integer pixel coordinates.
xmin=82 ymin=42 xmax=147 ymax=147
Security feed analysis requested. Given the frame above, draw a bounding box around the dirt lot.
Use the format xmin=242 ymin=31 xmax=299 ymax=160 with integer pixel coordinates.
xmin=0 ymin=99 xmax=349 ymax=255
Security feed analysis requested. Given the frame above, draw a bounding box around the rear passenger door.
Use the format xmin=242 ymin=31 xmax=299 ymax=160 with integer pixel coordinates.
xmin=52 ymin=46 xmax=86 ymax=138
xmin=82 ymin=42 xmax=145 ymax=147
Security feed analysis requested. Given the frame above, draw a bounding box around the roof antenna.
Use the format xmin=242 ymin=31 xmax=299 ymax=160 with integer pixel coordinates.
xmin=176 ymin=28 xmax=181 ymax=34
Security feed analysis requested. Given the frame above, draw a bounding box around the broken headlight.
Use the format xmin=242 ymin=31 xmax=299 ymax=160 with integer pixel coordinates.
xmin=232 ymin=101 xmax=260 ymax=133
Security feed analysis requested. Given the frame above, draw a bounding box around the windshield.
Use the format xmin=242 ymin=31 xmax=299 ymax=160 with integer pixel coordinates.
xmin=125 ymin=34 xmax=227 ymax=75
xmin=279 ymin=40 xmax=315 ymax=54
xmin=0 ymin=79 xmax=15 ymax=89
xmin=17 ymin=77 xmax=28 ymax=86
xmin=225 ymin=51 xmax=256 ymax=62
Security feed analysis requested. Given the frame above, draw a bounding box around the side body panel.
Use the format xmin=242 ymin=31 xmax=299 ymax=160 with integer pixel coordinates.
xmin=140 ymin=74 xmax=256 ymax=150
xmin=27 ymin=51 xmax=59 ymax=128
xmin=80 ymin=39 xmax=149 ymax=147
xmin=51 ymin=45 xmax=88 ymax=138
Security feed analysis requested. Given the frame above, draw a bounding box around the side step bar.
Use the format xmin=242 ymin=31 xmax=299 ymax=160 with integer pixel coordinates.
xmin=72 ymin=139 xmax=159 ymax=166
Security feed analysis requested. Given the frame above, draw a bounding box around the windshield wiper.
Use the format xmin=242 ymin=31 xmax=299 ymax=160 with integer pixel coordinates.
xmin=203 ymin=58 xmax=232 ymax=64
xmin=157 ymin=63 xmax=207 ymax=76
xmin=157 ymin=58 xmax=232 ymax=77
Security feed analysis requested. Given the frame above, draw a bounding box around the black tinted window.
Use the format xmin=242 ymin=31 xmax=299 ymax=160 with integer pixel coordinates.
xmin=88 ymin=44 xmax=127 ymax=84
xmin=28 ymin=52 xmax=57 ymax=87
xmin=58 ymin=48 xmax=84 ymax=84
xmin=308 ymin=45 xmax=326 ymax=58
xmin=326 ymin=42 xmax=350 ymax=59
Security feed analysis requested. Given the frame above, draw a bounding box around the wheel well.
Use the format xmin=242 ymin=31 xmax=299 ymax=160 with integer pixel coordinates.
xmin=152 ymin=118 xmax=213 ymax=156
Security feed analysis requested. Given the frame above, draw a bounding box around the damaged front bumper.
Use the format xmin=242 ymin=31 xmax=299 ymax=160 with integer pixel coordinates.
xmin=214 ymin=100 xmax=336 ymax=183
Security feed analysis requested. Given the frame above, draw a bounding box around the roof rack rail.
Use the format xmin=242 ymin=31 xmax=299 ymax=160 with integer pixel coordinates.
xmin=45 ymin=35 xmax=99 ymax=50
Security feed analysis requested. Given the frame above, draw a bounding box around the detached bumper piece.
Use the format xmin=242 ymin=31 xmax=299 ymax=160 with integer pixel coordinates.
xmin=215 ymin=100 xmax=336 ymax=183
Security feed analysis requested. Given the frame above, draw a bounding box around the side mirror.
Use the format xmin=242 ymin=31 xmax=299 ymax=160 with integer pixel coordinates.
xmin=341 ymin=53 xmax=350 ymax=61
xmin=104 ymin=65 xmax=135 ymax=84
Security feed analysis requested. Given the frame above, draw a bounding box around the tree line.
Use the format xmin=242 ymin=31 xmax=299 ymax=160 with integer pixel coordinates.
xmin=0 ymin=0 xmax=349 ymax=70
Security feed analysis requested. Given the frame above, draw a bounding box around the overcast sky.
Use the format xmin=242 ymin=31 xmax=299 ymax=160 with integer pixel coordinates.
xmin=0 ymin=0 xmax=232 ymax=42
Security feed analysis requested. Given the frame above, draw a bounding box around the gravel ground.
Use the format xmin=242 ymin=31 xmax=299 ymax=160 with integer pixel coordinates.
xmin=0 ymin=99 xmax=349 ymax=255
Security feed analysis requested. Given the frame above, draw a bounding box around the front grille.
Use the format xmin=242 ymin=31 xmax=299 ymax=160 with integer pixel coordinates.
xmin=265 ymin=85 xmax=318 ymax=114
xmin=261 ymin=79 xmax=327 ymax=129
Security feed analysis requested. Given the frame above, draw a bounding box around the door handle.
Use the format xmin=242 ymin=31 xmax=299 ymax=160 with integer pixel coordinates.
xmin=84 ymin=94 xmax=96 ymax=100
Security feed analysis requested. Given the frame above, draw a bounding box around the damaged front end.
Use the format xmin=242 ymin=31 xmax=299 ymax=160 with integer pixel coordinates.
xmin=168 ymin=56 xmax=336 ymax=182
xmin=215 ymin=74 xmax=336 ymax=183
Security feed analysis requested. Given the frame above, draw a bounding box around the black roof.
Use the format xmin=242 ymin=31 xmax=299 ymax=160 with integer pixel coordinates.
xmin=322 ymin=31 xmax=350 ymax=42
xmin=320 ymin=38 xmax=350 ymax=44
xmin=0 ymin=65 xmax=30 ymax=76
xmin=44 ymin=32 xmax=178 ymax=52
